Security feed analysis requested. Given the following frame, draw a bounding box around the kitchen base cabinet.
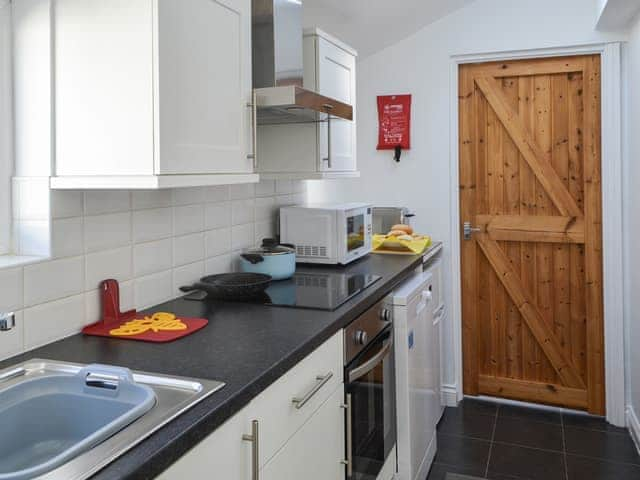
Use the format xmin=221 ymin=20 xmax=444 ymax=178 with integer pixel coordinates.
xmin=260 ymin=386 xmax=346 ymax=480
xmin=156 ymin=411 xmax=251 ymax=480
xmin=156 ymin=332 xmax=345 ymax=479
xmin=246 ymin=330 xmax=343 ymax=468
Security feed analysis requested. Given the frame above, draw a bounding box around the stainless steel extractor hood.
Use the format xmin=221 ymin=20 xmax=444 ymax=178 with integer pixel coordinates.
xmin=252 ymin=0 xmax=353 ymax=125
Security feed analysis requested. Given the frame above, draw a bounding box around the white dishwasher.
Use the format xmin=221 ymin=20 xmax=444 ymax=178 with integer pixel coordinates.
xmin=392 ymin=271 xmax=439 ymax=480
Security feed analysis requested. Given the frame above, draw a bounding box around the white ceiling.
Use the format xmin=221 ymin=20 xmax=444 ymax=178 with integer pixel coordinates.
xmin=302 ymin=0 xmax=477 ymax=58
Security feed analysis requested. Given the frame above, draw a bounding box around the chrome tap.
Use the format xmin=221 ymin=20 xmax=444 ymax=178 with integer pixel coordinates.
xmin=0 ymin=312 xmax=15 ymax=331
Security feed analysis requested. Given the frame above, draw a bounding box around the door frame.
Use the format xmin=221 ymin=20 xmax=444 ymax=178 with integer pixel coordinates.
xmin=448 ymin=42 xmax=625 ymax=425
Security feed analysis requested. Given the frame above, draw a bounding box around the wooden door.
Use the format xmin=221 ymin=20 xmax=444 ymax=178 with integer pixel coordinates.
xmin=459 ymin=55 xmax=604 ymax=414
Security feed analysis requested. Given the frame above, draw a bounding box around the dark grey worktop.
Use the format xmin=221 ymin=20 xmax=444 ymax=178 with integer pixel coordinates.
xmin=0 ymin=245 xmax=441 ymax=479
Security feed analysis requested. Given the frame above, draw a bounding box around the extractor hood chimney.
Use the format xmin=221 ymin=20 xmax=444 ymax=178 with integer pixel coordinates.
xmin=252 ymin=0 xmax=353 ymax=124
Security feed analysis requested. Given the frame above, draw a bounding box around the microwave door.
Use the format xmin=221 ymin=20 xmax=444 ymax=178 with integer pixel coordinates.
xmin=346 ymin=212 xmax=366 ymax=254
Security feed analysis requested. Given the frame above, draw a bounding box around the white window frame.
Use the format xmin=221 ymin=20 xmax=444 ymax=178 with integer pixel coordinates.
xmin=0 ymin=0 xmax=13 ymax=255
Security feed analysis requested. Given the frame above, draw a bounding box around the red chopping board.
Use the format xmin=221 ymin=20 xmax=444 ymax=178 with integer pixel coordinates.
xmin=82 ymin=279 xmax=208 ymax=343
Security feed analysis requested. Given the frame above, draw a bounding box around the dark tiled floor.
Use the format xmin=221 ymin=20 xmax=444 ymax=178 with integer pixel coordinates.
xmin=427 ymin=398 xmax=640 ymax=480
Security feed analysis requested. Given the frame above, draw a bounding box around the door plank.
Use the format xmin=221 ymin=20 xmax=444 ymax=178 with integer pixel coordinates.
xmin=582 ymin=56 xmax=605 ymax=415
xmin=487 ymin=91 xmax=506 ymax=378
xmin=517 ymin=76 xmax=542 ymax=381
xmin=475 ymin=57 xmax=584 ymax=79
xmin=475 ymin=76 xmax=582 ymax=218
xmin=568 ymin=71 xmax=587 ymax=382
xmin=476 ymin=236 xmax=585 ymax=389
xmin=478 ymin=375 xmax=588 ymax=409
xmin=459 ymin=65 xmax=479 ymax=394
xmin=502 ymin=77 xmax=523 ymax=379
xmin=551 ymin=74 xmax=572 ymax=361
xmin=475 ymin=84 xmax=493 ymax=378
xmin=475 ymin=215 xmax=585 ymax=244
xmin=533 ymin=74 xmax=557 ymax=383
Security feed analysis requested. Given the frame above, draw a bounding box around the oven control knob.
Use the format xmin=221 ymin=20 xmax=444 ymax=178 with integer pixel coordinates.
xmin=354 ymin=330 xmax=368 ymax=346
xmin=380 ymin=308 xmax=391 ymax=322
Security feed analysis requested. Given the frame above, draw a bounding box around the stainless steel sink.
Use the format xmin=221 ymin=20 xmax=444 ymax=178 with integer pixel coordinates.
xmin=0 ymin=360 xmax=225 ymax=480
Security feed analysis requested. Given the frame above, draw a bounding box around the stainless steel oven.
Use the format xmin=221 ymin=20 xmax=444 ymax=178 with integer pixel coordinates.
xmin=344 ymin=298 xmax=396 ymax=480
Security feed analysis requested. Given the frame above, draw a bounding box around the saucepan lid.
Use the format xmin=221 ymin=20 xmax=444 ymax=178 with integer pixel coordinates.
xmin=244 ymin=238 xmax=295 ymax=256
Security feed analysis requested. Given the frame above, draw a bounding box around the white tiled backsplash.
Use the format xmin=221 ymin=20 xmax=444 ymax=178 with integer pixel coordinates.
xmin=0 ymin=180 xmax=306 ymax=361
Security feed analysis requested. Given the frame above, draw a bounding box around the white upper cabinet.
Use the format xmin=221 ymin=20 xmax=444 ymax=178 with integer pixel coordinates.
xmin=257 ymin=28 xmax=358 ymax=179
xmin=51 ymin=0 xmax=258 ymax=189
xmin=311 ymin=31 xmax=357 ymax=173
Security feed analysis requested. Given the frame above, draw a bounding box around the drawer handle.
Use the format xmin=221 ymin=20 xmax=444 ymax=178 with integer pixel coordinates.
xmin=242 ymin=420 xmax=259 ymax=480
xmin=341 ymin=393 xmax=353 ymax=478
xmin=291 ymin=372 xmax=333 ymax=409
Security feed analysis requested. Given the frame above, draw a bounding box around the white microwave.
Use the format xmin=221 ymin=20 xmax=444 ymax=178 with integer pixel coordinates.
xmin=280 ymin=203 xmax=373 ymax=265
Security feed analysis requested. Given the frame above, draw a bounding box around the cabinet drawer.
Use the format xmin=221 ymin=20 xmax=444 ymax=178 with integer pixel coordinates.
xmin=156 ymin=410 xmax=251 ymax=480
xmin=248 ymin=331 xmax=343 ymax=468
xmin=261 ymin=386 xmax=346 ymax=480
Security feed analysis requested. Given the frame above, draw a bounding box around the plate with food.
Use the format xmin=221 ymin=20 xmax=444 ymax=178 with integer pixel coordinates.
xmin=372 ymin=224 xmax=431 ymax=255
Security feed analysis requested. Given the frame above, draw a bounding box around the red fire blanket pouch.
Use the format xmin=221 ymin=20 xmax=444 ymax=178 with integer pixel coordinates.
xmin=377 ymin=94 xmax=412 ymax=156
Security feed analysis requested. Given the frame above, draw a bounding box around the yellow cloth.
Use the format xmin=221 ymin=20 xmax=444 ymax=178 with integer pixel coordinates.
xmin=372 ymin=234 xmax=432 ymax=255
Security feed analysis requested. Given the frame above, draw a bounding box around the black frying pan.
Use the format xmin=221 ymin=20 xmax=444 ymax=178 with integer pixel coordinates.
xmin=180 ymin=273 xmax=272 ymax=300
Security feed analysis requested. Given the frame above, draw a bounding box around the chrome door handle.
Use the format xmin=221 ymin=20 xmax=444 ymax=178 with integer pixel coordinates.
xmin=242 ymin=420 xmax=259 ymax=480
xmin=463 ymin=221 xmax=481 ymax=240
xmin=340 ymin=393 xmax=353 ymax=478
xmin=247 ymin=91 xmax=258 ymax=170
xmin=291 ymin=372 xmax=333 ymax=409
xmin=348 ymin=339 xmax=392 ymax=383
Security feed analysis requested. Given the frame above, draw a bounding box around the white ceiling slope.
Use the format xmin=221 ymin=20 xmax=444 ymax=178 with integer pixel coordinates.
xmin=303 ymin=0 xmax=477 ymax=57
xmin=596 ymin=0 xmax=640 ymax=31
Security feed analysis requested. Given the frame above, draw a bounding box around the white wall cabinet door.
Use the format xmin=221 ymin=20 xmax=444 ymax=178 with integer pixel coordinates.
xmin=260 ymin=386 xmax=346 ymax=480
xmin=315 ymin=36 xmax=357 ymax=173
xmin=156 ymin=0 xmax=253 ymax=175
xmin=54 ymin=0 xmax=155 ymax=177
xmin=51 ymin=0 xmax=257 ymax=189
xmin=156 ymin=410 xmax=252 ymax=480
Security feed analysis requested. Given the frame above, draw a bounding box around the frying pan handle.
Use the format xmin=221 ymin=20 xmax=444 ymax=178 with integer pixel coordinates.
xmin=241 ymin=253 xmax=265 ymax=264
xmin=179 ymin=282 xmax=209 ymax=293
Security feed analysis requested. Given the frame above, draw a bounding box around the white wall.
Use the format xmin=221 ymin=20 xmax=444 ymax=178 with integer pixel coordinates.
xmin=0 ymin=0 xmax=11 ymax=254
xmin=0 ymin=181 xmax=305 ymax=361
xmin=624 ymin=16 xmax=640 ymax=428
xmin=308 ymin=0 xmax=626 ymax=392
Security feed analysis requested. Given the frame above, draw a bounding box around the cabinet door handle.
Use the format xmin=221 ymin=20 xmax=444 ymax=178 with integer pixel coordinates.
xmin=247 ymin=91 xmax=258 ymax=169
xmin=322 ymin=105 xmax=333 ymax=169
xmin=242 ymin=420 xmax=259 ymax=480
xmin=340 ymin=393 xmax=353 ymax=478
xmin=291 ymin=371 xmax=333 ymax=409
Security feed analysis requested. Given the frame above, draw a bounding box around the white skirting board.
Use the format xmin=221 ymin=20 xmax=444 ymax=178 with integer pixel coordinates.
xmin=441 ymin=384 xmax=459 ymax=407
xmin=627 ymin=406 xmax=640 ymax=455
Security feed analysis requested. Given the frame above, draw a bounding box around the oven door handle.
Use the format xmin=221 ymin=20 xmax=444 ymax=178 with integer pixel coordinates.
xmin=348 ymin=338 xmax=392 ymax=383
